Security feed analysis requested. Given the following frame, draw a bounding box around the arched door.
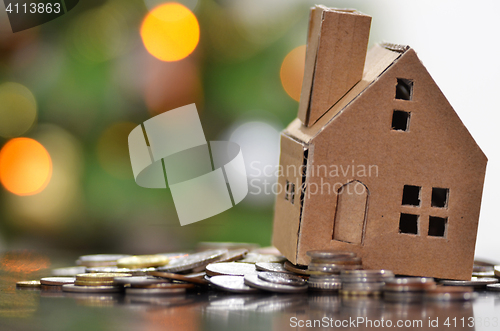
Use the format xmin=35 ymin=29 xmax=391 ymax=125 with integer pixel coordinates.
xmin=332 ymin=180 xmax=369 ymax=245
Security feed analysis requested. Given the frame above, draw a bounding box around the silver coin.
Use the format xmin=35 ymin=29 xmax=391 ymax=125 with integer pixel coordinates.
xmin=125 ymin=287 xmax=186 ymax=296
xmin=308 ymin=263 xmax=362 ymax=273
xmin=307 ymin=278 xmax=342 ymax=291
xmin=244 ymin=274 xmax=308 ymax=293
xmin=51 ymin=266 xmax=87 ymax=277
xmin=439 ymin=277 xmax=498 ymax=287
xmin=215 ymin=249 xmax=249 ymax=263
xmin=62 ymin=284 xmax=123 ymax=293
xmin=239 ymin=253 xmax=286 ymax=264
xmin=258 ymin=272 xmax=306 ymax=286
xmin=209 ymin=275 xmax=260 ymax=293
xmin=113 ymin=276 xmax=170 ymax=286
xmin=255 ymin=262 xmax=291 ymax=273
xmin=157 ymin=249 xmax=228 ymax=273
xmin=306 ymin=250 xmax=357 ymax=260
xmin=40 ymin=277 xmax=75 ymax=286
xmin=385 ymin=277 xmax=435 ymax=286
xmin=206 ymin=262 xmax=258 ymax=277
xmin=487 ymin=284 xmax=500 ymax=291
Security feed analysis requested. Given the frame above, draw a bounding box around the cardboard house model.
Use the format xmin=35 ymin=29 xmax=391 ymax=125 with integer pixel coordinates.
xmin=272 ymin=6 xmax=487 ymax=280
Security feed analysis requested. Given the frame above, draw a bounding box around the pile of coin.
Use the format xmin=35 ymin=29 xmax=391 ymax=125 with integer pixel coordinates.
xmin=383 ymin=277 xmax=436 ymax=303
xmin=306 ymin=250 xmax=361 ymax=292
xmin=340 ymin=269 xmax=394 ymax=296
xmin=13 ymin=243 xmax=500 ymax=303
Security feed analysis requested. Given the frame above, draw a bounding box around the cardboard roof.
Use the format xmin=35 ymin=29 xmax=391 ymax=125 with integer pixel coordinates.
xmin=285 ymin=43 xmax=405 ymax=142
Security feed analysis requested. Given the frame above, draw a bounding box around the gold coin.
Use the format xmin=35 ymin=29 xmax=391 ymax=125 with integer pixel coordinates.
xmin=117 ymin=255 xmax=170 ymax=268
xmin=76 ymin=273 xmax=132 ymax=281
xmin=74 ymin=280 xmax=116 ymax=286
xmin=16 ymin=280 xmax=41 ymax=288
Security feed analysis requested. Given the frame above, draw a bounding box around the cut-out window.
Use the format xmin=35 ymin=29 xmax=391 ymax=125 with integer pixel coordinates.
xmin=431 ymin=187 xmax=449 ymax=208
xmin=395 ymin=78 xmax=413 ymax=100
xmin=428 ymin=216 xmax=447 ymax=237
xmin=284 ymin=180 xmax=295 ymax=204
xmin=402 ymin=185 xmax=421 ymax=206
xmin=392 ymin=110 xmax=411 ymax=131
xmin=399 ymin=213 xmax=419 ymax=235
xmin=285 ymin=180 xmax=290 ymax=201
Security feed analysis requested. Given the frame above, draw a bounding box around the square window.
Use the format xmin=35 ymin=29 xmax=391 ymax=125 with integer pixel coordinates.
xmin=431 ymin=187 xmax=449 ymax=208
xmin=395 ymin=78 xmax=413 ymax=100
xmin=428 ymin=216 xmax=447 ymax=237
xmin=399 ymin=213 xmax=419 ymax=235
xmin=391 ymin=110 xmax=411 ymax=131
xmin=402 ymin=185 xmax=421 ymax=206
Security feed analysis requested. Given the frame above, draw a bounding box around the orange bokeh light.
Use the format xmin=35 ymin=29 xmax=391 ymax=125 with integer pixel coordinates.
xmin=140 ymin=3 xmax=200 ymax=62
xmin=280 ymin=45 xmax=306 ymax=102
xmin=0 ymin=138 xmax=52 ymax=196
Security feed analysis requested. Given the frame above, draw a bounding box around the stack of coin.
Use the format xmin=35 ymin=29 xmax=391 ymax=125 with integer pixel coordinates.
xmin=306 ymin=250 xmax=361 ymax=292
xmin=62 ymin=273 xmax=130 ymax=293
xmin=340 ymin=270 xmax=394 ymax=296
xmin=383 ymin=277 xmax=436 ymax=303
xmin=40 ymin=277 xmax=75 ymax=289
xmin=307 ymin=251 xmax=362 ymax=273
xmin=472 ymin=261 xmax=495 ymax=278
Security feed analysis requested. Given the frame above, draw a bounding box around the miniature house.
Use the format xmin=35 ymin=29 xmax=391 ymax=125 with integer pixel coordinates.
xmin=272 ymin=6 xmax=487 ymax=280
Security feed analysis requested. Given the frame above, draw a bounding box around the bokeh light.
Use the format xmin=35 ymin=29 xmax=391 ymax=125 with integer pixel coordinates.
xmin=140 ymin=3 xmax=200 ymax=62
xmin=144 ymin=0 xmax=199 ymax=12
xmin=280 ymin=45 xmax=306 ymax=102
xmin=224 ymin=119 xmax=282 ymax=207
xmin=4 ymin=125 xmax=84 ymax=230
xmin=66 ymin=0 xmax=132 ymax=63
xmin=0 ymin=82 xmax=37 ymax=138
xmin=97 ymin=122 xmax=136 ymax=179
xmin=0 ymin=250 xmax=50 ymax=273
xmin=0 ymin=138 xmax=52 ymax=196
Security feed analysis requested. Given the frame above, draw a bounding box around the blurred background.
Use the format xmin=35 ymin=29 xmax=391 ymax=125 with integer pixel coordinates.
xmin=0 ymin=0 xmax=498 ymax=261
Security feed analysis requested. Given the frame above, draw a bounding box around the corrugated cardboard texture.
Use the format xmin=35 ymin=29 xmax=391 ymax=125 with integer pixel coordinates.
xmin=274 ymin=45 xmax=487 ymax=279
xmin=271 ymin=134 xmax=307 ymax=261
xmin=297 ymin=7 xmax=371 ymax=127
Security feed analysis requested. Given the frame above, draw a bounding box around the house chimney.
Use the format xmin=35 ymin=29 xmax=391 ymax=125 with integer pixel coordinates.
xmin=298 ymin=6 xmax=372 ymax=127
